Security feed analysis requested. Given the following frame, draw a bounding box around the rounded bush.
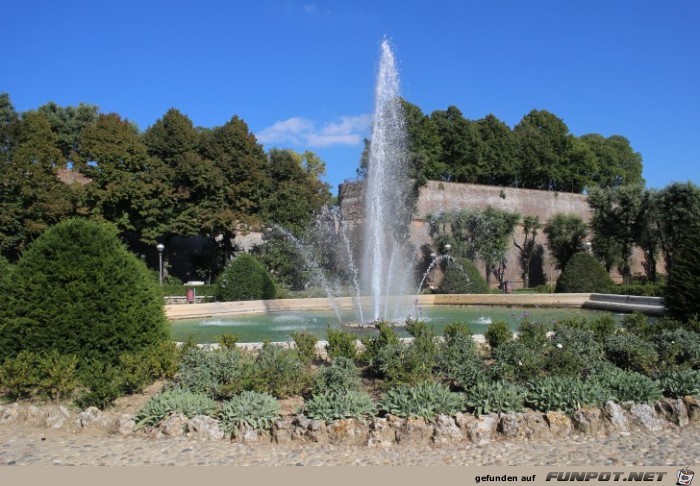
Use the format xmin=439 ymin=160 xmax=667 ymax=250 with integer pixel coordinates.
xmin=437 ymin=258 xmax=489 ymax=294
xmin=215 ymin=253 xmax=277 ymax=301
xmin=0 ymin=219 xmax=169 ymax=366
xmin=556 ymin=252 xmax=613 ymax=293
xmin=219 ymin=391 xmax=281 ymax=434
xmin=484 ymin=320 xmax=513 ymax=350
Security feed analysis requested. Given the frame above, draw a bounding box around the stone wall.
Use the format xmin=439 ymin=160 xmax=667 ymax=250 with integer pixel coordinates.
xmin=338 ymin=180 xmax=659 ymax=289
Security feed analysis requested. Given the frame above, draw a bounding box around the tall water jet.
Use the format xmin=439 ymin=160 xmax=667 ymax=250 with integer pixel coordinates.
xmin=362 ymin=40 xmax=414 ymax=320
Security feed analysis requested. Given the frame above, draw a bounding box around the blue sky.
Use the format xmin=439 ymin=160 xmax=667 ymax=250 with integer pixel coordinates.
xmin=2 ymin=1 xmax=698 ymax=193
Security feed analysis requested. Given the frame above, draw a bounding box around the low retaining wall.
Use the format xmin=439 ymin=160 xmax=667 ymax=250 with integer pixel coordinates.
xmin=2 ymin=398 xmax=696 ymax=446
xmin=583 ymin=293 xmax=666 ymax=316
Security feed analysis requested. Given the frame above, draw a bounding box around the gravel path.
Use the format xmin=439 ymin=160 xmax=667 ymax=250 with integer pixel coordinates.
xmin=1 ymin=422 xmax=698 ymax=466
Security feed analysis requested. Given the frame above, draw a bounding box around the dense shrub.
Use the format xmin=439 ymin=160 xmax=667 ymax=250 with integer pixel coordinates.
xmin=463 ymin=380 xmax=526 ymax=416
xmin=76 ymin=362 xmax=125 ymax=409
xmin=0 ymin=350 xmax=79 ymax=402
xmin=545 ymin=327 xmax=604 ymax=377
xmin=0 ymin=256 xmax=12 ymax=295
xmin=484 ymin=320 xmax=513 ymax=350
xmin=665 ymin=225 xmax=700 ymax=321
xmin=436 ymin=322 xmax=485 ymax=389
xmin=379 ymin=382 xmax=464 ymax=419
xmin=554 ymin=313 xmax=617 ymax=343
xmin=303 ymin=391 xmax=376 ymax=421
xmin=215 ymin=253 xmax=277 ymax=301
xmin=177 ymin=347 xmax=256 ymax=399
xmin=313 ymin=357 xmax=363 ymax=394
xmin=608 ymin=283 xmax=664 ymax=297
xmin=556 ymin=252 xmax=613 ymax=293
xmin=437 ymin=258 xmax=489 ymax=294
xmin=360 ymin=321 xmax=400 ymax=366
xmin=621 ymin=312 xmax=656 ymax=339
xmin=292 ymin=330 xmax=319 ymax=365
xmin=517 ymin=319 xmax=550 ymax=350
xmin=252 ymin=343 xmax=311 ymax=398
xmin=219 ymin=391 xmax=281 ymax=435
xmin=325 ymin=328 xmax=358 ymax=361
xmin=491 ymin=341 xmax=545 ymax=383
xmin=0 ymin=219 xmax=169 ymax=366
xmin=135 ymin=389 xmax=217 ymax=429
xmin=653 ymin=329 xmax=700 ymax=371
xmin=525 ymin=376 xmax=607 ymax=413
xmin=604 ymin=334 xmax=658 ymax=374
xmin=217 ymin=333 xmax=239 ymax=350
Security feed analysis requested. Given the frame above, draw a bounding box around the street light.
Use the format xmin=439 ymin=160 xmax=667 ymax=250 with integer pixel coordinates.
xmin=584 ymin=241 xmax=592 ymax=253
xmin=156 ymin=243 xmax=165 ymax=285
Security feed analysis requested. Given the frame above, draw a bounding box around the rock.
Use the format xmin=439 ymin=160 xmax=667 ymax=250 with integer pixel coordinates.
xmin=545 ymin=411 xmax=572 ymax=438
xmin=498 ymin=412 xmax=549 ymax=440
xmin=19 ymin=405 xmax=44 ymax=425
xmin=45 ymin=406 xmax=71 ymax=429
xmin=683 ymin=396 xmax=700 ymax=424
xmin=0 ymin=403 xmax=20 ymax=423
xmin=291 ymin=414 xmax=327 ymax=443
xmin=233 ymin=424 xmax=264 ymax=443
xmin=395 ymin=417 xmax=433 ymax=446
xmin=272 ymin=418 xmax=294 ymax=445
xmin=571 ymin=407 xmax=604 ymax=435
xmin=432 ymin=414 xmax=464 ymax=444
xmin=462 ymin=414 xmax=499 ymax=445
xmin=655 ymin=399 xmax=689 ymax=427
xmin=603 ymin=401 xmax=629 ymax=431
xmin=159 ymin=412 xmax=189 ymax=437
xmin=115 ymin=414 xmax=136 ymax=436
xmin=187 ymin=415 xmax=225 ymax=441
xmin=327 ymin=419 xmax=369 ymax=446
xmin=75 ymin=407 xmax=109 ymax=430
xmin=367 ymin=417 xmax=396 ymax=447
xmin=628 ymin=403 xmax=667 ymax=432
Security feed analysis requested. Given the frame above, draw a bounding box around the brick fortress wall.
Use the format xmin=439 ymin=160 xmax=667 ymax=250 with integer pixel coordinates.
xmin=338 ymin=180 xmax=659 ymax=289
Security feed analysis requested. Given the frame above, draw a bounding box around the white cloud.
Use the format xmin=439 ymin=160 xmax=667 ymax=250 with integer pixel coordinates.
xmin=256 ymin=114 xmax=371 ymax=148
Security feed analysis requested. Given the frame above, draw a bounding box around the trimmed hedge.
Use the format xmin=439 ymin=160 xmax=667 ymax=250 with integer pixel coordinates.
xmin=215 ymin=254 xmax=277 ymax=301
xmin=0 ymin=218 xmax=169 ymax=366
xmin=437 ymin=257 xmax=489 ymax=294
xmin=556 ymin=252 xmax=613 ymax=293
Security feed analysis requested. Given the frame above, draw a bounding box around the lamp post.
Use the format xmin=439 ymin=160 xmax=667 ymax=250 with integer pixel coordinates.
xmin=584 ymin=241 xmax=592 ymax=254
xmin=156 ymin=243 xmax=165 ymax=285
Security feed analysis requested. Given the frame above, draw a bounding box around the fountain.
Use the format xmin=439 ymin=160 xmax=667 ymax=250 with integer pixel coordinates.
xmin=360 ymin=39 xmax=415 ymax=321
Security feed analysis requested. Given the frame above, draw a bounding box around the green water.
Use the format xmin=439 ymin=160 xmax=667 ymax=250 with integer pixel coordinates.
xmin=170 ymin=305 xmax=621 ymax=343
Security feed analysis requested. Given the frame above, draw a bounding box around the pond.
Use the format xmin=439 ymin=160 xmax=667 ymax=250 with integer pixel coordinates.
xmin=170 ymin=305 xmax=621 ymax=343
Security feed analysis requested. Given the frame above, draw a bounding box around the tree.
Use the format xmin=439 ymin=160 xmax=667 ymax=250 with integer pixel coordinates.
xmin=401 ymin=99 xmax=443 ymax=183
xmin=37 ymin=101 xmax=99 ymax=164
xmin=474 ymin=114 xmax=517 ymax=186
xmin=588 ymin=185 xmax=646 ymax=284
xmin=664 ymin=220 xmax=700 ymax=322
xmin=0 ymin=218 xmax=169 ymax=365
xmin=80 ymin=113 xmax=175 ymax=245
xmin=513 ymin=215 xmax=541 ymax=288
xmin=215 ymin=253 xmax=277 ymax=301
xmin=543 ymin=213 xmax=588 ymax=269
xmin=513 ymin=110 xmax=574 ymax=191
xmin=430 ymin=106 xmax=481 ymax=182
xmin=655 ymin=182 xmax=700 ymax=272
xmin=579 ymin=134 xmax=643 ymax=188
xmin=437 ymin=257 xmax=489 ymax=294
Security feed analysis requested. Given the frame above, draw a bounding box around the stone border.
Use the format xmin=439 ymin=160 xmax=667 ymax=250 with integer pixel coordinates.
xmin=2 ymin=397 xmax=697 ymax=446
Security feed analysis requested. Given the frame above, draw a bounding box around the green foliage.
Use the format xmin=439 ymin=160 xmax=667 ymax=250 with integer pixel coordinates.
xmin=135 ymin=389 xmax=217 ymax=429
xmin=117 ymin=341 xmax=181 ymax=395
xmin=303 ymin=390 xmax=376 ymax=421
xmin=491 ymin=341 xmax=546 ymax=383
xmin=655 ymin=182 xmax=700 ymax=272
xmin=589 ymin=367 xmax=662 ymax=404
xmin=658 ymin=370 xmax=700 ymax=398
xmin=463 ymin=380 xmax=526 ymax=416
xmin=665 ymin=219 xmax=700 ymax=321
xmin=360 ymin=321 xmax=401 ymax=365
xmin=76 ymin=362 xmax=127 ymax=409
xmin=325 ymin=328 xmax=358 ymax=361
xmin=556 ymin=252 xmax=613 ymax=293
xmin=435 ymin=322 xmax=485 ymax=389
xmin=215 ymin=254 xmax=277 ymax=302
xmin=219 ymin=391 xmax=281 ymax=434
xmin=604 ymin=334 xmax=658 ymax=374
xmin=292 ymin=330 xmax=319 ymax=365
xmin=543 ymin=213 xmax=588 ymax=270
xmin=653 ymin=329 xmax=700 ymax=371
xmin=0 ymin=256 xmax=12 ymax=293
xmin=620 ymin=312 xmax=655 ymax=339
xmin=608 ymin=283 xmax=664 ymax=297
xmin=525 ymin=376 xmax=608 ymax=413
xmin=437 ymin=257 xmax=489 ymax=294
xmin=368 ymin=324 xmax=438 ymax=387
xmin=0 ymin=219 xmax=169 ymax=367
xmin=313 ymin=357 xmax=363 ymax=394
xmin=217 ymin=333 xmax=239 ymax=350
xmin=517 ymin=319 xmax=551 ymax=350
xmin=484 ymin=320 xmax=512 ymax=350
xmin=0 ymin=350 xmax=79 ymax=402
xmin=252 ymin=343 xmax=311 ymax=398
xmin=176 ymin=347 xmax=256 ymax=399
xmin=545 ymin=327 xmax=604 ymax=377
xmin=379 ymin=382 xmax=465 ymax=419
